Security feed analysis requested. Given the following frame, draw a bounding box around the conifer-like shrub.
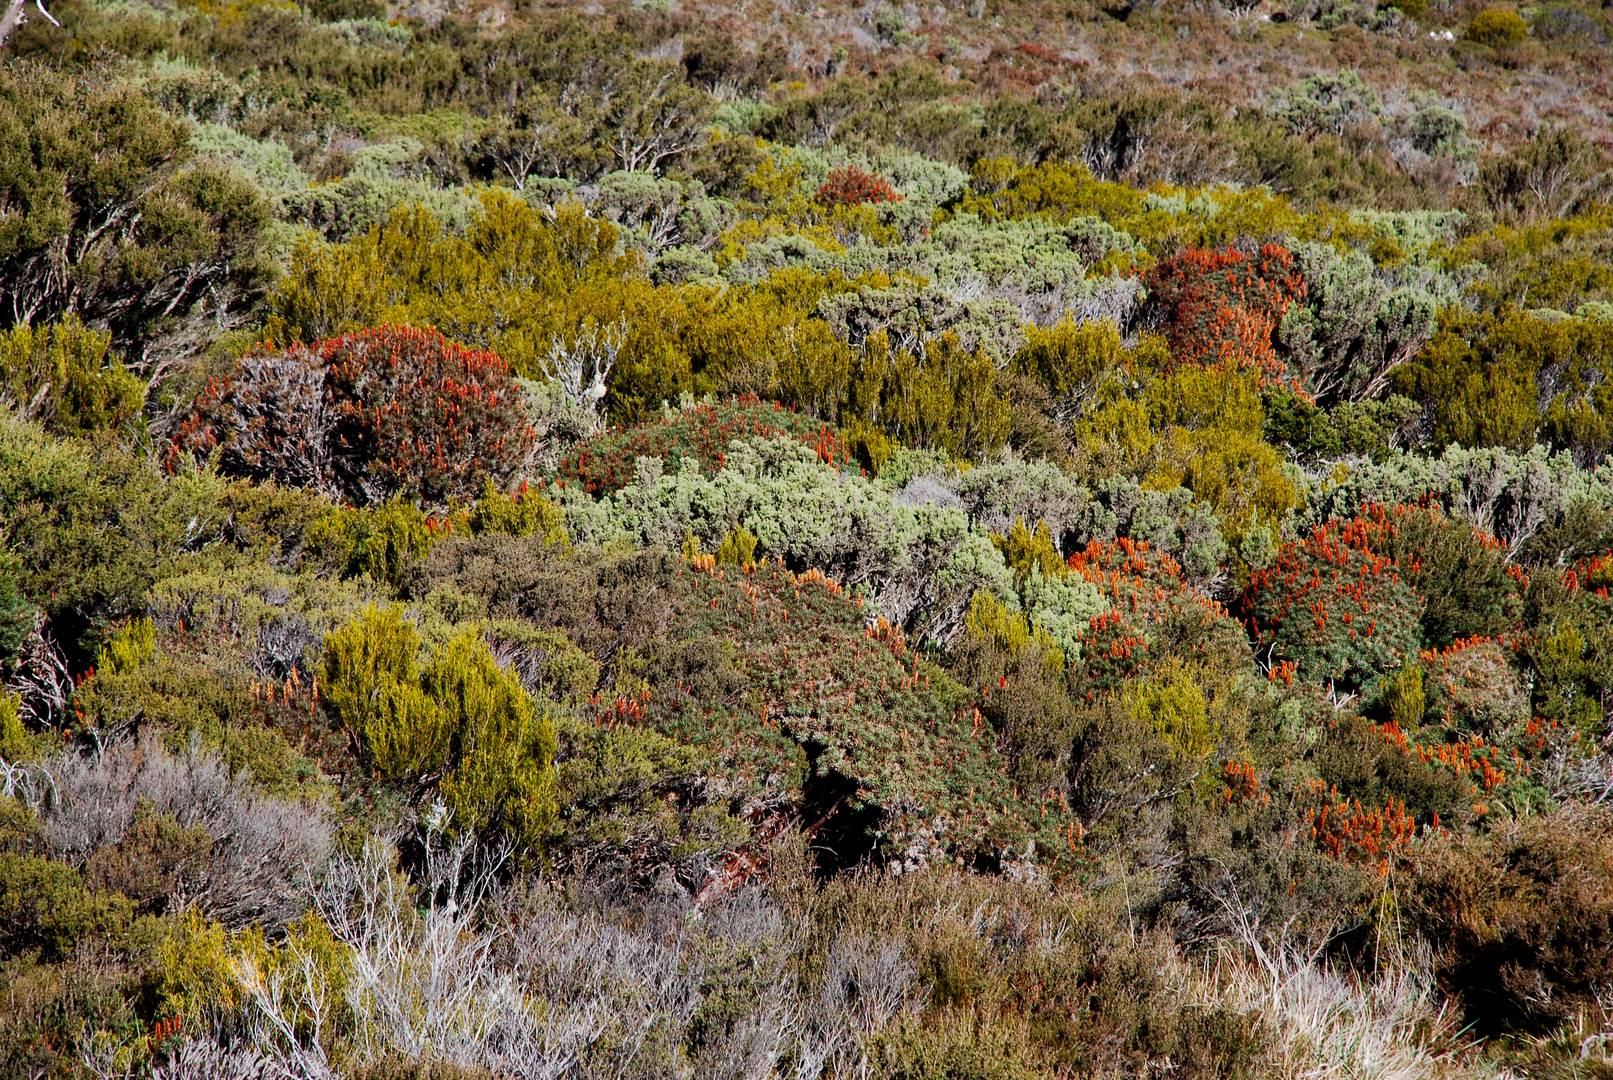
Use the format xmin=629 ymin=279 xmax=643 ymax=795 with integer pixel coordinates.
xmin=322 ymin=607 xmax=557 ymax=847
xmin=171 ymin=326 xmax=536 ymax=507
xmin=0 ymin=318 xmax=144 ymax=438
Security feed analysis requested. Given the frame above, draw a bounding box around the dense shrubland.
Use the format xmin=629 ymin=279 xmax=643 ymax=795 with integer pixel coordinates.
xmin=3 ymin=0 xmax=1613 ymax=1075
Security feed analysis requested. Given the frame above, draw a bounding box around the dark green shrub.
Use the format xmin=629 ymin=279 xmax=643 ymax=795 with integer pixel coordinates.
xmin=0 ymin=64 xmax=270 ymax=366
xmin=1405 ymin=808 xmax=1613 ymax=1036
xmin=0 ymin=853 xmax=131 ymax=961
xmin=1239 ymin=508 xmax=1426 ymax=693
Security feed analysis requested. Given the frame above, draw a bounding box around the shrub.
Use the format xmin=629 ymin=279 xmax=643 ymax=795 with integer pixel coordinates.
xmin=1270 ymin=71 xmax=1381 ymax=137
xmin=1277 ymin=242 xmax=1440 ymax=404
xmin=36 ymin=734 xmax=333 ymax=929
xmin=419 ymin=546 xmax=1062 ymax=870
xmin=1144 ymin=244 xmax=1308 ymax=388
xmin=0 ymin=418 xmax=173 ymax=659
xmin=0 ymin=64 xmax=270 ymax=367
xmin=264 ymin=195 xmax=637 ymax=366
xmin=1420 ymin=637 xmax=1529 ymax=737
xmin=1405 ymin=807 xmax=1613 ymax=1036
xmin=1122 ymin=660 xmax=1217 ymax=760
xmin=322 ymin=607 xmax=559 ymax=849
xmin=590 ymin=436 xmax=1014 ymax=644
xmin=0 ymin=317 xmax=144 ymax=437
xmin=1065 ymin=538 xmax=1248 ymax=699
xmin=423 ymin=628 xmax=559 ymax=843
xmin=555 ymin=396 xmax=849 ymax=495
xmin=1239 ymin=508 xmax=1426 ymax=693
xmin=815 ymin=165 xmax=902 ymax=206
xmin=0 ymin=853 xmax=130 ymax=961
xmin=172 ymin=326 xmax=537 ymax=507
xmin=465 ymin=481 xmax=569 ymax=544
xmin=1465 ymin=6 xmax=1529 ymax=48
xmin=309 ymin=498 xmax=445 ymax=593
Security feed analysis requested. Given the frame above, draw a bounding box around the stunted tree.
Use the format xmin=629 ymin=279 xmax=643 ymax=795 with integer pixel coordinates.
xmin=0 ymin=65 xmax=270 ymax=373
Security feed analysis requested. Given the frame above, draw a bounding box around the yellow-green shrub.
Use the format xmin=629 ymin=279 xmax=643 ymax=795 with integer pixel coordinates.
xmin=322 ymin=608 xmax=558 ymax=847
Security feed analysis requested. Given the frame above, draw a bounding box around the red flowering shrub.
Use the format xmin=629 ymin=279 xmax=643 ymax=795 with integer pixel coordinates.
xmin=1419 ymin=637 xmax=1529 ymax=738
xmin=814 ymin=165 xmax=902 ymax=207
xmin=1144 ymin=244 xmax=1307 ymax=387
xmin=170 ymin=326 xmax=536 ymax=507
xmin=1239 ymin=507 xmax=1424 ymax=692
xmin=1304 ymin=780 xmax=1418 ymax=876
xmin=1065 ymin=538 xmax=1245 ymax=699
xmin=555 ymin=395 xmax=850 ymax=494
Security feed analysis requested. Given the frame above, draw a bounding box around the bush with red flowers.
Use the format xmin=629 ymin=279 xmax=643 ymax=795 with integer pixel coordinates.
xmin=1065 ymin=537 xmax=1247 ymax=699
xmin=814 ymin=165 xmax=902 ymax=207
xmin=169 ymin=326 xmax=536 ymax=507
xmin=1239 ymin=507 xmax=1425 ymax=692
xmin=1144 ymin=244 xmax=1307 ymax=387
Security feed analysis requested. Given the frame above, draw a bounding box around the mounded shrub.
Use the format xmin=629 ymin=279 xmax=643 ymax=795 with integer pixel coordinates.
xmin=171 ymin=326 xmax=537 ymax=507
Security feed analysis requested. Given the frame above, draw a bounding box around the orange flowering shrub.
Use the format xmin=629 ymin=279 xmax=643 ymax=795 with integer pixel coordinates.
xmin=170 ymin=326 xmax=536 ymax=507
xmin=1305 ymin=780 xmax=1418 ymax=875
xmin=550 ymin=554 xmax=1079 ymax=869
xmin=1419 ymin=636 xmax=1529 ymax=737
xmin=1065 ymin=537 xmax=1244 ymax=698
xmin=1240 ymin=506 xmax=1426 ymax=692
xmin=1144 ymin=243 xmax=1307 ymax=387
xmin=814 ymin=165 xmax=901 ymax=207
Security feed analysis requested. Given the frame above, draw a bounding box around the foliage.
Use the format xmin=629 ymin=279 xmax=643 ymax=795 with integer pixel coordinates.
xmin=0 ymin=64 xmax=270 ymax=368
xmin=1465 ymin=6 xmax=1530 ymax=48
xmin=322 ymin=606 xmax=559 ymax=848
xmin=0 ymin=316 xmax=145 ymax=437
xmin=172 ymin=325 xmax=537 ymax=506
xmin=557 ymin=396 xmax=849 ymax=495
xmin=6 ymin=0 xmax=1613 ymax=1071
xmin=1406 ymin=808 xmax=1613 ymax=1036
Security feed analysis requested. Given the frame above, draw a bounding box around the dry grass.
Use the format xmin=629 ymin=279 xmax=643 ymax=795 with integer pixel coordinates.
xmin=1196 ymin=944 xmax=1487 ymax=1080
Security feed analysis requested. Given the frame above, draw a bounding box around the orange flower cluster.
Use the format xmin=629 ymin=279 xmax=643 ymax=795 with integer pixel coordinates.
xmin=147 ymin=1015 xmax=183 ymax=1053
xmin=866 ymin=616 xmax=908 ymax=659
xmin=587 ymin=687 xmax=653 ymax=730
xmin=1417 ymin=634 xmax=1509 ymax=665
xmin=1144 ymin=243 xmax=1307 ymax=388
xmin=790 ymin=567 xmax=845 ymax=599
xmin=1562 ymin=552 xmax=1613 ymax=598
xmin=1307 ymin=782 xmax=1417 ymax=874
xmin=249 ymin=668 xmax=321 ymax=714
xmin=1375 ymin=721 xmax=1508 ymax=791
xmin=815 ymin=165 xmax=902 ymax=206
xmin=1222 ymin=758 xmax=1267 ymax=805
xmin=169 ymin=325 xmax=536 ymax=506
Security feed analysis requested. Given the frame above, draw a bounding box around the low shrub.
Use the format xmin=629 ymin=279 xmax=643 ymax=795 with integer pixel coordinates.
xmin=171 ymin=326 xmax=537 ymax=507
